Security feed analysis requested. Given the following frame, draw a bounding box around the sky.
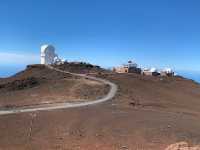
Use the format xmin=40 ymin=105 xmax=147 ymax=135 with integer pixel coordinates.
xmin=0 ymin=0 xmax=200 ymax=77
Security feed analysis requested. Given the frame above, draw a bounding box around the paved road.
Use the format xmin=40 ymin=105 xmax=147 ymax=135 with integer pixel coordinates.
xmin=0 ymin=65 xmax=118 ymax=115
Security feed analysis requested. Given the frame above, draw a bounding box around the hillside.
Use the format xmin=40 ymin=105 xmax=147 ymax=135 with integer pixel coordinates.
xmin=0 ymin=64 xmax=109 ymax=108
xmin=54 ymin=62 xmax=110 ymax=74
xmin=0 ymin=63 xmax=200 ymax=149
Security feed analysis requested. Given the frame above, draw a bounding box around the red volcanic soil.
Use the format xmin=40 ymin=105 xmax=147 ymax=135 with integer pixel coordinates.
xmin=0 ymin=64 xmax=200 ymax=150
xmin=0 ymin=64 xmax=109 ymax=108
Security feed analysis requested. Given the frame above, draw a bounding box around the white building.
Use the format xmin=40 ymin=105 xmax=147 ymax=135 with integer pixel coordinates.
xmin=41 ymin=44 xmax=64 ymax=65
xmin=160 ymin=68 xmax=174 ymax=76
xmin=142 ymin=67 xmax=159 ymax=76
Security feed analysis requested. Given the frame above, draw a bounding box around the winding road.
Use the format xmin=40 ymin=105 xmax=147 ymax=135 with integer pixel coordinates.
xmin=0 ymin=65 xmax=118 ymax=115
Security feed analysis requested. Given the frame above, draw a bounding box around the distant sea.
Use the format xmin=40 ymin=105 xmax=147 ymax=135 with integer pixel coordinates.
xmin=177 ymin=71 xmax=200 ymax=84
xmin=0 ymin=66 xmax=200 ymax=84
xmin=0 ymin=65 xmax=26 ymax=78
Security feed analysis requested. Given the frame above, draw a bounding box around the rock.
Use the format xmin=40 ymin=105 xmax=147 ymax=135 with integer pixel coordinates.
xmin=165 ymin=141 xmax=200 ymax=150
xmin=165 ymin=142 xmax=189 ymax=150
xmin=0 ymin=77 xmax=39 ymax=91
xmin=120 ymin=145 xmax=129 ymax=149
xmin=167 ymin=125 xmax=171 ymax=128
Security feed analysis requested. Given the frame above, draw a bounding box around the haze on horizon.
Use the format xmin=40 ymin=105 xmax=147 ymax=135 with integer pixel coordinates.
xmin=0 ymin=0 xmax=200 ymax=75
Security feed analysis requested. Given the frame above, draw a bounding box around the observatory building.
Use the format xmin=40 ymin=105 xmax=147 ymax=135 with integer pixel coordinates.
xmin=113 ymin=60 xmax=175 ymax=77
xmin=40 ymin=44 xmax=63 ymax=65
xmin=113 ymin=61 xmax=141 ymax=74
xmin=141 ymin=68 xmax=159 ymax=76
xmin=160 ymin=68 xmax=174 ymax=77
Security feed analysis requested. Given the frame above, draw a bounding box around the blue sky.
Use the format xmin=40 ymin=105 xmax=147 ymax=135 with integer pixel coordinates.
xmin=0 ymin=0 xmax=200 ymax=76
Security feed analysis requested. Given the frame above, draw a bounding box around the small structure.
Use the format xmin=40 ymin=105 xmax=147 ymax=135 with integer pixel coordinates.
xmin=142 ymin=68 xmax=160 ymax=76
xmin=160 ymin=68 xmax=174 ymax=77
xmin=113 ymin=65 xmax=129 ymax=73
xmin=113 ymin=59 xmax=175 ymax=77
xmin=113 ymin=61 xmax=141 ymax=74
xmin=40 ymin=44 xmax=64 ymax=65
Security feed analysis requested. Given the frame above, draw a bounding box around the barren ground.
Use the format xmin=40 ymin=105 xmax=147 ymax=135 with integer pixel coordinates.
xmin=0 ymin=64 xmax=200 ymax=150
xmin=0 ymin=65 xmax=109 ymax=108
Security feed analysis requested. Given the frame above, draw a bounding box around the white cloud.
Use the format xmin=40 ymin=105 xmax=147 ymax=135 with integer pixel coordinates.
xmin=0 ymin=52 xmax=39 ymax=65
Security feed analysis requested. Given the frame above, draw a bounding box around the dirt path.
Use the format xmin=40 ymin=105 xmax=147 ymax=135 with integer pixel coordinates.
xmin=0 ymin=65 xmax=118 ymax=115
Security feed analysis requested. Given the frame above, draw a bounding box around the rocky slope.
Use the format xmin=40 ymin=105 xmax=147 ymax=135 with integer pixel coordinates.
xmin=0 ymin=64 xmax=109 ymax=108
xmin=0 ymin=63 xmax=200 ymax=150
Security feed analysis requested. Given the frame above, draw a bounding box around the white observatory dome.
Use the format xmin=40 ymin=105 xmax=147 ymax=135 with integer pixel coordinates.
xmin=41 ymin=44 xmax=56 ymax=65
xmin=41 ymin=45 xmax=55 ymax=54
xmin=150 ymin=67 xmax=157 ymax=72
